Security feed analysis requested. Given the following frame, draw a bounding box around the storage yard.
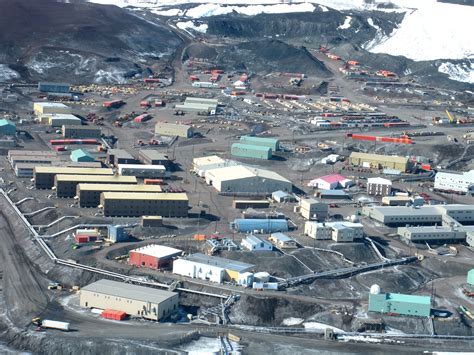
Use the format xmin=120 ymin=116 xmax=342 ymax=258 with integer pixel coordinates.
xmin=0 ymin=7 xmax=473 ymax=354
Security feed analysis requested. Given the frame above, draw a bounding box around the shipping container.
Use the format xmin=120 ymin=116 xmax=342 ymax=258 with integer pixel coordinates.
xmin=50 ymin=139 xmax=100 ymax=145
xmin=193 ymin=234 xmax=206 ymax=241
xmin=144 ymin=179 xmax=165 ymax=185
xmin=144 ymin=78 xmax=160 ymax=83
xmin=133 ymin=114 xmax=152 ymax=123
xmin=41 ymin=320 xmax=70 ymax=331
xmin=54 ymin=146 xmax=67 ymax=152
xmin=103 ymin=100 xmax=124 ymax=109
xmin=101 ymin=309 xmax=126 ymax=321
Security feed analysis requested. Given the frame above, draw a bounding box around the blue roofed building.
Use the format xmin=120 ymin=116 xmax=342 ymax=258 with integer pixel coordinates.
xmin=70 ymin=149 xmax=95 ymax=162
xmin=0 ymin=119 xmax=16 ymax=136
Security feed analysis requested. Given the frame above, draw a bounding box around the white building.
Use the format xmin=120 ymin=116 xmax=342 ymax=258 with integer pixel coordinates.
xmin=241 ymin=235 xmax=273 ymax=251
xmin=434 ymin=170 xmax=474 ymax=195
xmin=367 ymin=177 xmax=392 ymax=196
xmin=118 ymin=164 xmax=167 ymax=178
xmin=192 ymin=155 xmax=239 ymax=177
xmin=172 ymin=253 xmax=254 ymax=285
xmin=307 ymin=174 xmax=352 ymax=190
xmin=269 ymin=233 xmax=297 ymax=248
xmin=205 ymin=165 xmax=292 ymax=194
xmin=304 ymin=221 xmax=364 ymax=242
xmin=397 ymin=226 xmax=466 ymax=242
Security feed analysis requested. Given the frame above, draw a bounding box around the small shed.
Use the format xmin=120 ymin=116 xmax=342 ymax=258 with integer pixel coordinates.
xmin=241 ymin=235 xmax=273 ymax=251
xmin=70 ymin=149 xmax=95 ymax=162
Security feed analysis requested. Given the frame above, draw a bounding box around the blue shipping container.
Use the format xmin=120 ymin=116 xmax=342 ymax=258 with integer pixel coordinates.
xmin=232 ymin=219 xmax=288 ymax=233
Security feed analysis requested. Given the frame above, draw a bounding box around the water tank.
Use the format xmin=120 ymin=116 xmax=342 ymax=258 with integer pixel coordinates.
xmin=350 ymin=214 xmax=359 ymax=223
xmin=370 ymin=284 xmax=381 ymax=294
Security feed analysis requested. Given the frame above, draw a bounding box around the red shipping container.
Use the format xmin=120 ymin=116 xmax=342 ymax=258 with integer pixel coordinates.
xmin=75 ymin=235 xmax=89 ymax=244
xmin=101 ymin=309 xmax=126 ymax=321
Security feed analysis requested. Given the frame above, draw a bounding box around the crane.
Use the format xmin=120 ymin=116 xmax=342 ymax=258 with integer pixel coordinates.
xmin=445 ymin=109 xmax=457 ymax=124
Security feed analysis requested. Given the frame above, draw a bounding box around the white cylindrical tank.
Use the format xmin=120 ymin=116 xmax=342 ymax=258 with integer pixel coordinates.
xmin=370 ymin=284 xmax=381 ymax=294
xmin=350 ymin=215 xmax=359 ymax=223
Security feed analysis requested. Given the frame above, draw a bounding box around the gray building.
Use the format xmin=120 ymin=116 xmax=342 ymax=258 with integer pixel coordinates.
xmin=175 ymin=97 xmax=218 ymax=115
xmin=138 ymin=150 xmax=170 ymax=168
xmin=106 ymin=149 xmax=139 ymax=166
xmin=80 ymin=279 xmax=178 ymax=321
xmin=100 ymin=192 xmax=188 ymax=217
xmin=298 ymin=198 xmax=328 ymax=221
xmin=62 ymin=125 xmax=101 ymax=138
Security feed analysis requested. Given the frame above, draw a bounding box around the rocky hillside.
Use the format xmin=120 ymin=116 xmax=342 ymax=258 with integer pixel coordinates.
xmin=0 ymin=0 xmax=181 ymax=83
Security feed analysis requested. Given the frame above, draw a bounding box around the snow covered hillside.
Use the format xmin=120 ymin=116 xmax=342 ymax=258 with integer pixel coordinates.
xmin=88 ymin=0 xmax=474 ymax=83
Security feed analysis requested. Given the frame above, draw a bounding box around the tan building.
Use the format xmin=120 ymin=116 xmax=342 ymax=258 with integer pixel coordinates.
xmin=80 ymin=279 xmax=178 ymax=321
xmin=298 ymin=198 xmax=328 ymax=221
xmin=155 ymin=122 xmax=193 ymax=138
xmin=55 ymin=175 xmax=137 ymax=198
xmin=33 ymin=102 xmax=71 ymax=116
xmin=77 ymin=183 xmax=162 ymax=207
xmin=34 ymin=167 xmax=114 ymax=189
xmin=100 ymin=192 xmax=189 ymax=217
xmin=349 ymin=152 xmax=408 ymax=172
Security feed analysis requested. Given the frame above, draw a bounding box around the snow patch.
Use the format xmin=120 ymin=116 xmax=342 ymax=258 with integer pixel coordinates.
xmin=0 ymin=64 xmax=20 ymax=81
xmin=94 ymin=69 xmax=127 ymax=84
xmin=438 ymin=62 xmax=474 ymax=84
xmin=151 ymin=8 xmax=184 ymax=17
xmin=179 ymin=337 xmax=238 ymax=354
xmin=319 ymin=5 xmax=329 ymax=12
xmin=338 ymin=16 xmax=352 ymax=30
xmin=367 ymin=18 xmax=381 ymax=31
xmin=303 ymin=322 xmax=345 ymax=332
xmin=282 ymin=317 xmax=304 ymax=326
xmin=186 ymin=3 xmax=316 ymax=18
xmin=176 ymin=21 xmax=208 ymax=33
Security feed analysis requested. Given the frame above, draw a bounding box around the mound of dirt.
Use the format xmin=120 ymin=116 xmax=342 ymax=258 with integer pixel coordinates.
xmin=0 ymin=0 xmax=181 ymax=82
xmin=183 ymin=43 xmax=218 ymax=61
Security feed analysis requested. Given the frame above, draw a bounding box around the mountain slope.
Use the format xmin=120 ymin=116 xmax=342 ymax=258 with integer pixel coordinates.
xmin=0 ymin=0 xmax=181 ymax=83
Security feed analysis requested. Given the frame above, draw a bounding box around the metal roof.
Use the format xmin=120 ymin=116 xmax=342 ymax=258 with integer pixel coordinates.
xmin=231 ymin=143 xmax=272 ymax=152
xmin=0 ymin=119 xmax=14 ymax=127
xmin=206 ymin=165 xmax=291 ymax=184
xmin=81 ymin=279 xmax=177 ymax=303
xmin=185 ymin=97 xmax=218 ymax=105
xmin=398 ymin=226 xmax=458 ymax=233
xmin=367 ymin=177 xmax=392 ymax=185
xmin=319 ymin=189 xmax=348 ymax=196
xmin=101 ymin=192 xmax=187 ymax=201
xmin=350 ymin=152 xmax=408 ymax=164
xmin=138 ymin=150 xmax=169 ymax=160
xmin=56 ymin=175 xmax=137 ymax=183
xmin=108 ymin=149 xmax=135 ymax=159
xmin=48 ymin=114 xmax=81 ymax=121
xmin=183 ymin=253 xmax=254 ymax=272
xmin=8 ymin=150 xmax=57 ymax=157
xmin=385 ymin=292 xmax=431 ymax=305
xmin=62 ymin=125 xmax=100 ymax=130
xmin=78 ymin=183 xmax=161 ymax=192
xmin=367 ymin=206 xmax=440 ymax=216
xmin=34 ymin=102 xmax=70 ymax=108
xmin=70 ymin=149 xmax=93 ymax=160
xmin=270 ymin=232 xmax=294 ymax=242
xmin=244 ymin=235 xmax=271 ymax=246
xmin=240 ymin=136 xmax=279 ymax=144
xmin=118 ymin=164 xmax=166 ymax=171
xmin=193 ymin=155 xmax=225 ymax=167
xmin=35 ymin=167 xmax=114 ymax=175
xmin=130 ymin=244 xmax=182 ymax=259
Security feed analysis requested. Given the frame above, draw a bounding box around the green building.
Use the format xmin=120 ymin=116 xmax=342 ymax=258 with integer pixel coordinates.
xmin=468 ymin=269 xmax=474 ymax=286
xmin=231 ymin=143 xmax=272 ymax=160
xmin=0 ymin=119 xmax=16 ymax=136
xmin=240 ymin=136 xmax=279 ymax=151
xmin=70 ymin=149 xmax=95 ymax=163
xmin=368 ymin=288 xmax=431 ymax=317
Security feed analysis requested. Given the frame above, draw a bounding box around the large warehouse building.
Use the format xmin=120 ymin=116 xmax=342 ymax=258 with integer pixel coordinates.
xmin=155 ymin=122 xmax=193 ymax=138
xmin=172 ymin=253 xmax=254 ymax=285
xmin=368 ymin=285 xmax=431 ymax=317
xmin=434 ymin=170 xmax=474 ymax=195
xmin=231 ymin=143 xmax=272 ymax=160
xmin=239 ymin=136 xmax=279 ymax=151
xmin=397 ymin=226 xmax=466 ymax=242
xmin=362 ymin=204 xmax=474 ymax=226
xmin=349 ymin=152 xmax=409 ymax=172
xmin=33 ymin=102 xmax=71 ymax=116
xmin=34 ymin=167 xmax=114 ymax=189
xmin=107 ymin=149 xmax=139 ymax=166
xmin=174 ymin=97 xmax=218 ymax=115
xmin=55 ymin=175 xmax=137 ymax=198
xmin=80 ymin=279 xmax=179 ymax=321
xmin=0 ymin=119 xmax=16 ymax=136
xmin=100 ymin=192 xmax=188 ymax=217
xmin=77 ymin=183 xmax=162 ymax=207
xmin=129 ymin=244 xmax=182 ymax=269
xmin=205 ymin=165 xmax=292 ymax=194
xmin=192 ymin=155 xmax=239 ymax=177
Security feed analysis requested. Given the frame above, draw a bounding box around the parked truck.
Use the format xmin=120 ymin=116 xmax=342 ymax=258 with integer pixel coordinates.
xmin=32 ymin=317 xmax=70 ymax=331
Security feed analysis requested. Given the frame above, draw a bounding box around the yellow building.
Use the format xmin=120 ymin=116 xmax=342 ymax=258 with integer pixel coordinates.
xmin=349 ymin=152 xmax=408 ymax=172
xmin=33 ymin=102 xmax=71 ymax=116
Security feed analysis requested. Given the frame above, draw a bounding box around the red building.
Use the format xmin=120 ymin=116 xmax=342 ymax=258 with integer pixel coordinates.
xmin=128 ymin=244 xmax=182 ymax=269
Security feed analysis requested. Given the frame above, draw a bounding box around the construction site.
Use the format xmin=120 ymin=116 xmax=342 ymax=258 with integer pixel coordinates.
xmin=0 ymin=1 xmax=474 ymax=354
